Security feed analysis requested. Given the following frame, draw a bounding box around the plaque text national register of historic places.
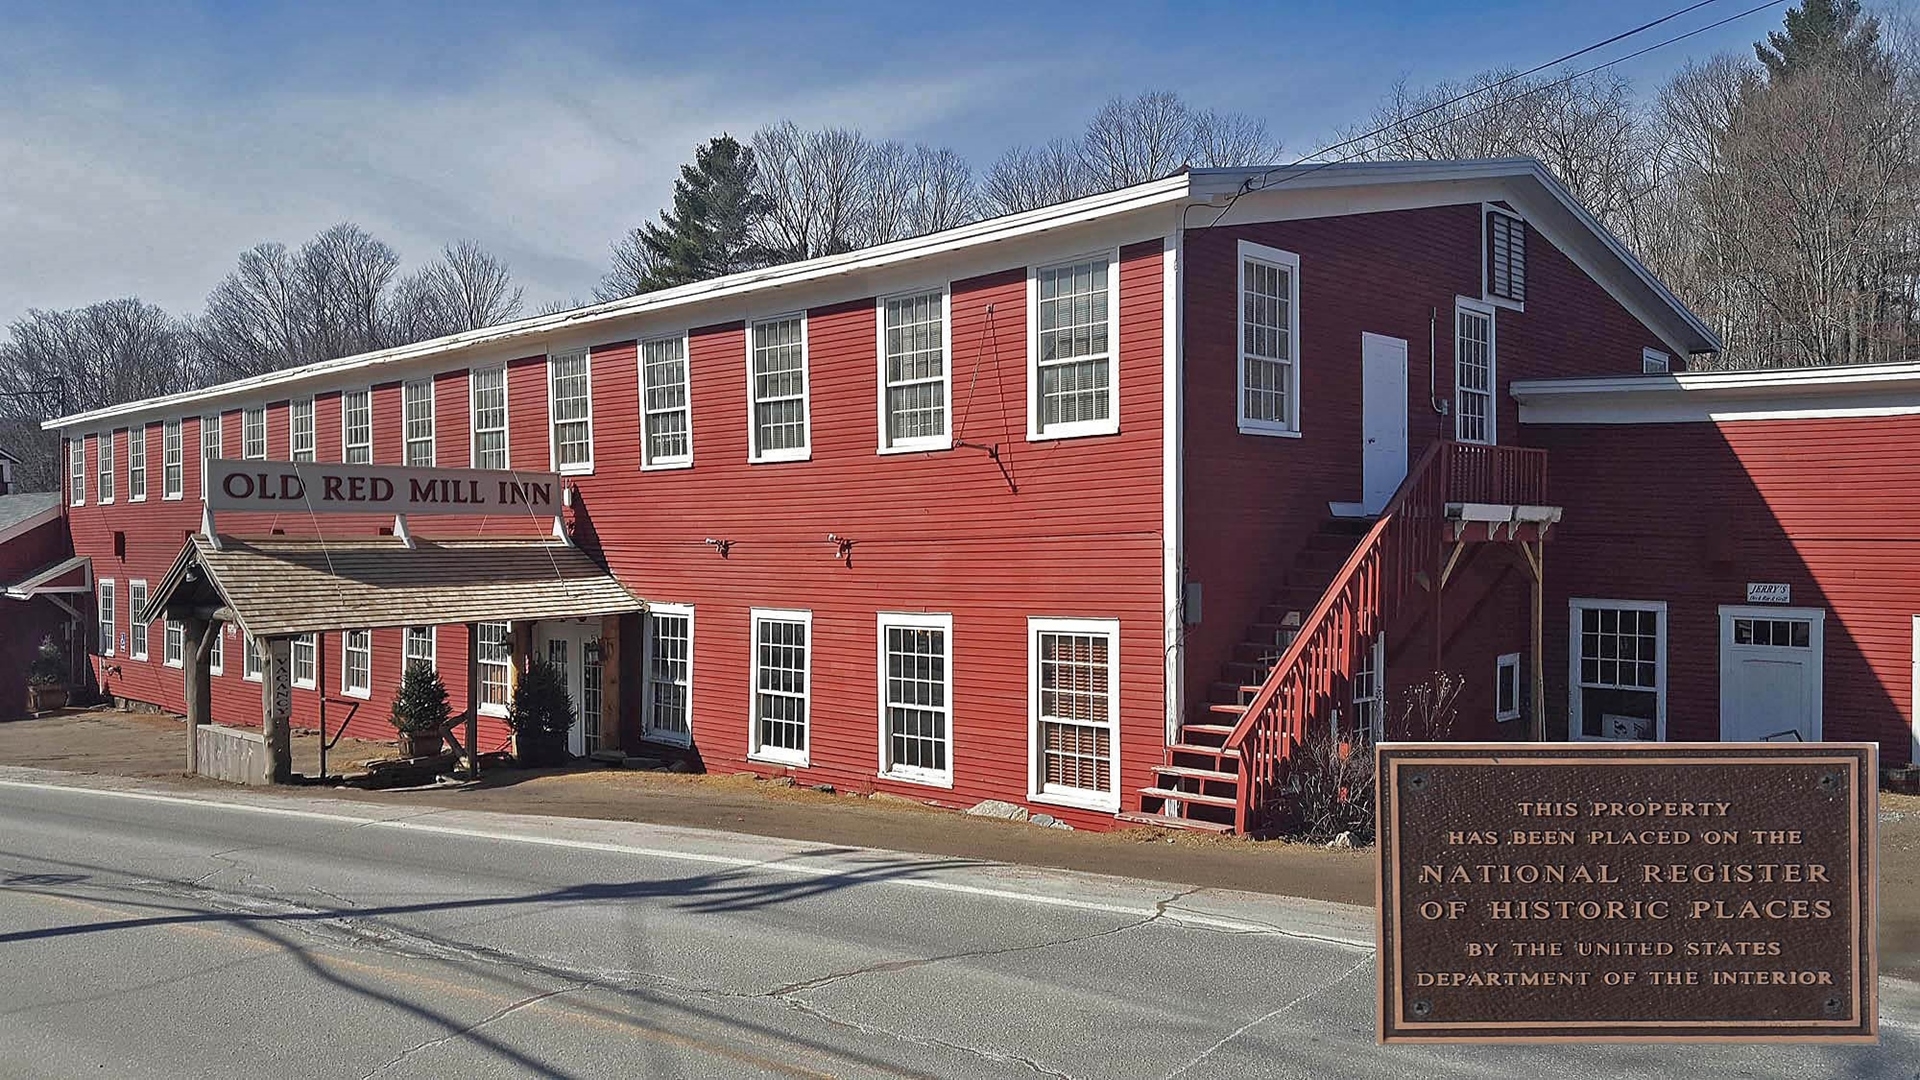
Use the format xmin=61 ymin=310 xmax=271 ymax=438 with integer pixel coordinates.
xmin=1375 ymin=742 xmax=1877 ymax=1043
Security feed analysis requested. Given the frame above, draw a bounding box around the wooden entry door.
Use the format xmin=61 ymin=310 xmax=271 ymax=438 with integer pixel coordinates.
xmin=1718 ymin=606 xmax=1823 ymax=743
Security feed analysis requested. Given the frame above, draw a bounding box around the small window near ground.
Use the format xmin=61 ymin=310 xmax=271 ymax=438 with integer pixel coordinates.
xmin=404 ymin=626 xmax=436 ymax=670
xmin=750 ymin=608 xmax=810 ymax=765
xmin=1496 ymin=652 xmax=1522 ymax=722
xmin=343 ymin=629 xmax=371 ymax=697
xmin=1030 ymin=257 xmax=1117 ymax=438
xmin=163 ymin=420 xmax=184 ymax=500
xmin=470 ymin=366 xmax=509 ymax=469
xmin=1454 ymin=301 xmax=1495 ymax=444
xmin=97 ymin=580 xmax=115 ymax=656
xmin=548 ymin=349 xmax=593 ymax=473
xmin=69 ymin=437 xmax=84 ymax=506
xmin=128 ymin=427 xmax=146 ymax=501
xmin=342 ymin=390 xmax=372 ymax=464
xmin=292 ymin=633 xmax=317 ymax=689
xmin=1485 ymin=208 xmax=1526 ymax=304
xmin=1029 ymin=617 xmax=1119 ymax=811
xmin=164 ymin=621 xmax=184 ymax=668
xmin=1570 ymin=601 xmax=1664 ymax=741
xmin=128 ymin=581 xmax=149 ymax=660
xmin=879 ymin=612 xmax=952 ymax=785
xmin=1237 ymin=242 xmax=1301 ymax=436
xmin=749 ymin=317 xmax=809 ymax=462
xmin=478 ymin=622 xmax=512 ymax=714
xmin=291 ymin=398 xmax=316 ymax=462
xmin=1346 ymin=634 xmax=1384 ymax=745
xmin=97 ymin=432 xmax=115 ymax=503
xmin=403 ymin=380 xmax=435 ymax=467
xmin=639 ymin=336 xmax=692 ymax=468
xmin=1642 ymin=348 xmax=1671 ymax=374
xmin=200 ymin=414 xmax=222 ymax=497
xmin=879 ymin=292 xmax=948 ymax=451
xmin=242 ymin=407 xmax=266 ymax=460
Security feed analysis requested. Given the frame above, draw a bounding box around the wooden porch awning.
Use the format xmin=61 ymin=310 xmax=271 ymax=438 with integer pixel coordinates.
xmin=3 ymin=554 xmax=91 ymax=601
xmin=140 ymin=535 xmax=645 ymax=636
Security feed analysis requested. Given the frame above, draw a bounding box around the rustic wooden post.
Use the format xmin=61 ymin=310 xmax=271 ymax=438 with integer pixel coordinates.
xmin=465 ymin=622 xmax=481 ymax=778
xmin=181 ymin=614 xmax=212 ymax=774
xmin=260 ymin=635 xmax=294 ymax=784
xmin=1525 ymin=541 xmax=1547 ymax=743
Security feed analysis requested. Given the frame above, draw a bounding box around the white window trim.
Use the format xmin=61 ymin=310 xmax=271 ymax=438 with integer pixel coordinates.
xmin=243 ymin=632 xmax=263 ymax=683
xmin=1027 ymin=615 xmax=1121 ymax=813
xmin=69 ymin=438 xmax=84 ymax=506
xmin=1026 ymin=251 xmax=1122 ymax=441
xmin=291 ymin=397 xmax=317 ymax=462
xmin=1235 ymin=240 xmax=1303 ymax=438
xmin=1480 ymin=203 xmax=1526 ymax=312
xmin=876 ymin=611 xmax=955 ymax=788
xmin=162 ymin=419 xmax=184 ymax=501
xmin=342 ymin=629 xmax=372 ymax=699
xmin=164 ymin=621 xmax=184 ymax=669
xmin=547 ymin=348 xmax=595 ymax=475
xmin=748 ymin=606 xmax=812 ymax=766
xmin=97 ymin=578 xmax=116 ymax=657
xmin=875 ymin=288 xmax=953 ymax=455
xmin=341 ymin=388 xmax=373 ymax=464
xmin=746 ymin=314 xmax=812 ymax=464
xmin=242 ymin=406 xmax=267 ymax=460
xmin=404 ymin=625 xmax=438 ymax=672
xmin=638 ymin=333 xmax=694 ymax=471
xmin=128 ymin=425 xmax=147 ymax=502
xmin=209 ymin=626 xmax=225 ymax=677
xmin=292 ymin=633 xmax=317 ymax=691
xmin=642 ymin=602 xmax=695 ymax=745
xmin=403 ymin=379 xmax=436 ymax=467
xmin=478 ymin=621 xmax=512 ymax=718
xmin=1568 ymin=598 xmax=1667 ymax=742
xmin=128 ymin=580 xmax=149 ymax=660
xmin=1642 ymin=347 xmax=1671 ymax=374
xmin=200 ymin=413 xmax=222 ymax=499
xmin=1495 ymin=651 xmax=1522 ymax=723
xmin=97 ymin=431 xmax=115 ymax=504
xmin=1454 ymin=296 xmax=1497 ymax=445
xmin=468 ymin=365 xmax=511 ymax=470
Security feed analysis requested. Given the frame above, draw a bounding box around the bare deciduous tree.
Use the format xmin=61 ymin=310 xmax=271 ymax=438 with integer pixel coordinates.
xmin=982 ymin=138 xmax=1093 ymax=215
xmin=390 ymin=240 xmax=525 ymax=339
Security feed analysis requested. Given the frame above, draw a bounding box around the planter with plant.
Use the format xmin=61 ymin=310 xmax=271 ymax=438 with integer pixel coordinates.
xmin=388 ymin=660 xmax=451 ymax=758
xmin=27 ymin=637 xmax=68 ymax=712
xmin=508 ymin=656 xmax=574 ymax=767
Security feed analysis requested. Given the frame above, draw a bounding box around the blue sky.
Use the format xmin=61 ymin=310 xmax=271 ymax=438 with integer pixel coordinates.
xmin=0 ymin=0 xmax=1781 ymax=325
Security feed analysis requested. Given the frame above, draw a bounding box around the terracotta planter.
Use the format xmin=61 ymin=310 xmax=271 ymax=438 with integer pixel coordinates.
xmin=397 ymin=730 xmax=443 ymax=758
xmin=28 ymin=685 xmax=67 ymax=712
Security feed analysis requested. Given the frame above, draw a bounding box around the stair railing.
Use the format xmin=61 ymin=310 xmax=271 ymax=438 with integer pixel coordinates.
xmin=1221 ymin=440 xmax=1547 ymax=834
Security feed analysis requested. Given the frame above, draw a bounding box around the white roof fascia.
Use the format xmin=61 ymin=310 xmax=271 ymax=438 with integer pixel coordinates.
xmin=1515 ymin=364 xmax=1920 ymax=425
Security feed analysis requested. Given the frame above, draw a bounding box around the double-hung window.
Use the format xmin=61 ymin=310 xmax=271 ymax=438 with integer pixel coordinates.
xmin=97 ymin=431 xmax=115 ymax=503
xmin=164 ymin=621 xmax=184 ymax=668
xmin=1238 ymin=242 xmax=1301 ymax=435
xmin=1030 ymin=256 xmax=1119 ymax=439
xmin=292 ymin=633 xmax=317 ymax=689
xmin=470 ymin=366 xmax=509 ymax=469
xmin=644 ymin=605 xmax=693 ymax=744
xmin=878 ymin=291 xmax=949 ymax=452
xmin=639 ymin=336 xmax=692 ymax=469
xmin=1345 ymin=634 xmax=1385 ymax=745
xmin=162 ymin=419 xmax=184 ymax=499
xmin=343 ymin=629 xmax=371 ymax=698
xmin=200 ymin=414 xmax=222 ymax=498
xmin=548 ymin=349 xmax=593 ymax=473
xmin=477 ymin=622 xmax=512 ymax=714
xmin=749 ymin=608 xmax=810 ymax=765
xmin=342 ymin=390 xmax=372 ymax=464
xmin=1028 ymin=617 xmax=1120 ymax=811
xmin=208 ymin=627 xmax=224 ymax=676
xmin=748 ymin=316 xmax=809 ymax=462
xmin=1485 ymin=207 xmax=1526 ymax=305
xmin=127 ymin=427 xmax=146 ymax=501
xmin=242 ymin=407 xmax=266 ymax=459
xmin=243 ymin=632 xmax=263 ymax=681
xmin=1569 ymin=600 xmax=1665 ymax=741
xmin=404 ymin=626 xmax=436 ymax=671
xmin=97 ymin=579 xmax=115 ymax=656
xmin=69 ymin=437 xmax=84 ymax=505
xmin=1454 ymin=299 xmax=1495 ymax=444
xmin=291 ymin=398 xmax=316 ymax=462
xmin=878 ymin=612 xmax=952 ymax=785
xmin=128 ymin=581 xmax=149 ymax=660
xmin=403 ymin=379 xmax=435 ymax=466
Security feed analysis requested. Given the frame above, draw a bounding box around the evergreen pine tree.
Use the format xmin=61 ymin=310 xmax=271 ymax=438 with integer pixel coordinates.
xmin=633 ymin=135 xmax=777 ymax=291
xmin=389 ymin=660 xmax=452 ymax=734
xmin=1755 ymin=0 xmax=1887 ymax=85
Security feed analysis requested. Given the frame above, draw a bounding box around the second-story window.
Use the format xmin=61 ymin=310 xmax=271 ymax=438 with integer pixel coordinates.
xmin=880 ymin=291 xmax=949 ymax=451
xmin=639 ymin=336 xmax=692 ymax=468
xmin=242 ymin=407 xmax=266 ymax=459
xmin=548 ymin=348 xmax=593 ymax=473
xmin=749 ymin=315 xmax=809 ymax=462
xmin=291 ymin=398 xmax=316 ymax=462
xmin=1238 ymin=242 xmax=1301 ymax=436
xmin=200 ymin=414 xmax=221 ymax=498
xmin=163 ymin=419 xmax=183 ymax=499
xmin=470 ymin=366 xmax=508 ymax=469
xmin=342 ymin=390 xmax=372 ymax=464
xmin=97 ymin=431 xmax=115 ymax=503
xmin=69 ymin=438 xmax=83 ymax=505
xmin=403 ymin=379 xmax=435 ymax=466
xmin=1455 ymin=300 xmax=1496 ymax=445
xmin=127 ymin=425 xmax=146 ymax=501
xmin=1030 ymin=256 xmax=1118 ymax=438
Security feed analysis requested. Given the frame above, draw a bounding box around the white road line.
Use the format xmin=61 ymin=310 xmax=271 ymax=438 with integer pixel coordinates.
xmin=0 ymin=776 xmax=1370 ymax=947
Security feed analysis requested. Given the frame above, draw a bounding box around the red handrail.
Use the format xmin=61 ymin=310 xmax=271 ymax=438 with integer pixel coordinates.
xmin=1222 ymin=440 xmax=1546 ymax=833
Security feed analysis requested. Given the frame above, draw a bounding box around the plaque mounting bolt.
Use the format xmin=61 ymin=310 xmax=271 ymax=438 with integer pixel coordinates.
xmin=1411 ymin=999 xmax=1433 ymax=1018
xmin=1823 ymin=996 xmax=1844 ymax=1015
xmin=1818 ymin=772 xmax=1841 ymax=794
xmin=1407 ymin=773 xmax=1428 ymax=792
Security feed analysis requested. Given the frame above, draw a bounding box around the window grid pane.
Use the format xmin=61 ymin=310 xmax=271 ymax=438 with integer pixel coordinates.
xmin=128 ymin=428 xmax=146 ymax=499
xmin=165 ymin=621 xmax=184 ymax=665
xmin=403 ymin=380 xmax=435 ymax=467
xmin=244 ymin=632 xmax=263 ymax=679
xmin=1036 ymin=260 xmax=1111 ymax=430
xmin=479 ymin=622 xmax=511 ymax=707
xmin=470 ymin=367 xmax=508 ymax=470
xmin=292 ymin=634 xmax=316 ymax=685
xmin=883 ymin=294 xmax=947 ymax=445
xmin=344 ymin=630 xmax=371 ymax=693
xmin=404 ymin=627 xmax=435 ymax=668
xmin=1455 ymin=309 xmax=1493 ymax=444
xmin=291 ymin=399 xmax=316 ymax=462
xmin=98 ymin=582 xmax=115 ymax=654
xmin=1241 ymin=259 xmax=1294 ymax=427
xmin=163 ymin=421 xmax=184 ymax=498
xmin=884 ymin=624 xmax=948 ymax=774
xmin=129 ymin=583 xmax=148 ymax=658
xmin=647 ymin=613 xmax=691 ymax=737
xmin=754 ymin=617 xmax=808 ymax=755
xmin=641 ymin=338 xmax=691 ymax=465
xmin=751 ymin=318 xmax=807 ymax=455
xmin=1037 ymin=630 xmax=1113 ymax=793
xmin=98 ymin=432 xmax=115 ymax=502
xmin=1576 ymin=608 xmax=1658 ymax=690
xmin=70 ymin=439 xmax=84 ymax=504
xmin=200 ymin=416 xmax=221 ymax=497
xmin=549 ymin=351 xmax=592 ymax=467
xmin=343 ymin=391 xmax=372 ymax=464
xmin=243 ymin=408 xmax=266 ymax=459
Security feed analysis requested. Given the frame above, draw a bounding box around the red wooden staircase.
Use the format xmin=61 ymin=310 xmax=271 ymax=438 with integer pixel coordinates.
xmin=1123 ymin=441 xmax=1549 ymax=835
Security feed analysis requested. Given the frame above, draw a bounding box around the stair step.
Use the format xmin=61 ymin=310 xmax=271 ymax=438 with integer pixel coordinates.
xmin=1169 ymin=741 xmax=1240 ymax=759
xmin=1154 ymin=764 xmax=1239 ymax=783
xmin=1139 ymin=785 xmax=1239 ymax=809
xmin=1206 ymin=703 xmax=1248 ymax=717
xmin=1182 ymin=722 xmax=1238 ymax=737
xmin=1207 ymin=681 xmax=1264 ymax=704
xmin=1114 ymin=810 xmax=1235 ymax=834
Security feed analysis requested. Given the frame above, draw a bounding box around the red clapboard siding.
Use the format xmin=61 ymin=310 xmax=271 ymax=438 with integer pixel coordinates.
xmin=1536 ymin=416 xmax=1920 ymax=766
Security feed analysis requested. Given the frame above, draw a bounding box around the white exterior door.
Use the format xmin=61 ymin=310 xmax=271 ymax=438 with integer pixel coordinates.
xmin=535 ymin=620 xmax=603 ymax=757
xmin=1719 ymin=606 xmax=1823 ymax=743
xmin=1360 ymin=333 xmax=1409 ymax=513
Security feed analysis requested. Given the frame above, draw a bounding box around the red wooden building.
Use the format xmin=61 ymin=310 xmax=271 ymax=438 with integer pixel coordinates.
xmin=33 ymin=158 xmax=1906 ymax=834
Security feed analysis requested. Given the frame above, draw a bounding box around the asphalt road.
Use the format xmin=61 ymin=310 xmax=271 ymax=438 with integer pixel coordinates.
xmin=0 ymin=768 xmax=1913 ymax=1080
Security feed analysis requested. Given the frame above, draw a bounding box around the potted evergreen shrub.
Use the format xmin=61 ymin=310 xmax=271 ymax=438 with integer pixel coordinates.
xmin=27 ymin=638 xmax=68 ymax=712
xmin=388 ymin=660 xmax=451 ymax=758
xmin=508 ymin=656 xmax=574 ymax=767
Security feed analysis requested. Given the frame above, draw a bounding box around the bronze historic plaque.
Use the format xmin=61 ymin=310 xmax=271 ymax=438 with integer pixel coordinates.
xmin=1376 ymin=742 xmax=1877 ymax=1044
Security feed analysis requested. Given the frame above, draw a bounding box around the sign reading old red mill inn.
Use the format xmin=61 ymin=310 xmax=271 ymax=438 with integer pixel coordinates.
xmin=1375 ymin=743 xmax=1878 ymax=1044
xmin=206 ymin=460 xmax=562 ymax=516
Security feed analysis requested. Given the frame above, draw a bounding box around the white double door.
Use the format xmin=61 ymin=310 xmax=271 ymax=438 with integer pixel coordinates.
xmin=1718 ymin=606 xmax=1823 ymax=743
xmin=535 ymin=619 xmax=604 ymax=757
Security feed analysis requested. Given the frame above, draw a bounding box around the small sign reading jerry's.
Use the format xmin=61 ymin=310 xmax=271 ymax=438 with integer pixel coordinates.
xmin=1375 ymin=742 xmax=1877 ymax=1043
